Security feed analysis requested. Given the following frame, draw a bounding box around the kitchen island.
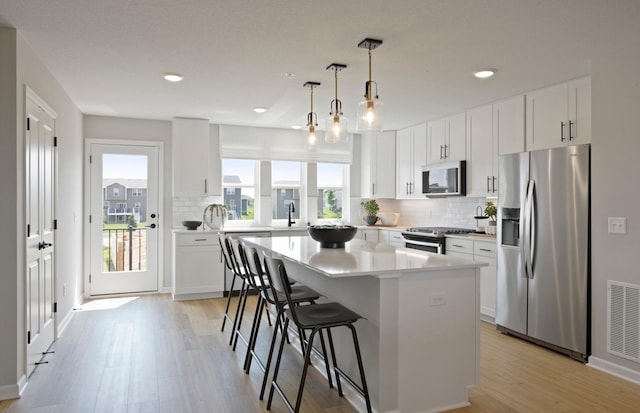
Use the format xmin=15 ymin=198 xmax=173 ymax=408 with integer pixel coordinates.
xmin=243 ymin=235 xmax=486 ymax=413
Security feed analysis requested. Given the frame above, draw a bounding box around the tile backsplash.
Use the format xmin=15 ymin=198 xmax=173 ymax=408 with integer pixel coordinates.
xmin=172 ymin=196 xmax=223 ymax=228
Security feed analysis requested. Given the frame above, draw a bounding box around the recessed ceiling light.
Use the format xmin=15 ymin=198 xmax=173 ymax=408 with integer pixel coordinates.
xmin=162 ymin=72 xmax=184 ymax=82
xmin=253 ymin=107 xmax=268 ymax=113
xmin=291 ymin=125 xmax=302 ymax=130
xmin=473 ymin=69 xmax=496 ymax=79
xmin=285 ymin=72 xmax=295 ymax=78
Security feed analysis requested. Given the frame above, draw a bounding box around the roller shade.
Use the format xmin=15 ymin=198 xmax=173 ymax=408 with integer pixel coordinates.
xmin=219 ymin=125 xmax=353 ymax=164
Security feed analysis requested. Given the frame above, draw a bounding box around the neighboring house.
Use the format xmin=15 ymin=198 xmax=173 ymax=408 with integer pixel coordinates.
xmin=272 ymin=181 xmax=301 ymax=220
xmin=223 ymin=175 xmax=246 ymax=219
xmin=102 ymin=178 xmax=147 ymax=224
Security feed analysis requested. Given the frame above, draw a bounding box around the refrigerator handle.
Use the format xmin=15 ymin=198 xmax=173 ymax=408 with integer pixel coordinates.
xmin=521 ymin=181 xmax=530 ymax=278
xmin=524 ymin=179 xmax=536 ymax=279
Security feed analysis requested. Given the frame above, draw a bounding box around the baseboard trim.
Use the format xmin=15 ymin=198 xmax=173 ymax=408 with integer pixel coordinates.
xmin=0 ymin=381 xmax=20 ymax=401
xmin=588 ymin=356 xmax=640 ymax=386
xmin=57 ymin=306 xmax=75 ymax=337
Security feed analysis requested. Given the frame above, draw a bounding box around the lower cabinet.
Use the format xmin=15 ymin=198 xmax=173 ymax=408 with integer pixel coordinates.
xmin=379 ymin=229 xmax=406 ymax=247
xmin=173 ymin=232 xmax=225 ymax=301
xmin=356 ymin=228 xmax=379 ymax=243
xmin=445 ymin=237 xmax=497 ymax=321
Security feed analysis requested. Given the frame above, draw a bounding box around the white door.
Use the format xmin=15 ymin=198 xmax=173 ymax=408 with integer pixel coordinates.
xmin=89 ymin=143 xmax=160 ymax=295
xmin=25 ymin=91 xmax=56 ymax=376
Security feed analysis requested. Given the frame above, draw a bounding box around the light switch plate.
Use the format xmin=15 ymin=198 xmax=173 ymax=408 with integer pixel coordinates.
xmin=608 ymin=217 xmax=627 ymax=234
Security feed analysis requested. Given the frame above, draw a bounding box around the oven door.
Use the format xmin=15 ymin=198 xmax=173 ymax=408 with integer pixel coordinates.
xmin=405 ymin=239 xmax=442 ymax=254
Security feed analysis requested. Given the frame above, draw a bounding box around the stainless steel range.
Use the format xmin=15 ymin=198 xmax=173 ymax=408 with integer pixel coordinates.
xmin=402 ymin=227 xmax=475 ymax=254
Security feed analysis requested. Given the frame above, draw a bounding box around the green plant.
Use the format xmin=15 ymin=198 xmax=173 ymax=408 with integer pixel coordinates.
xmin=484 ymin=201 xmax=497 ymax=221
xmin=360 ymin=199 xmax=379 ymax=217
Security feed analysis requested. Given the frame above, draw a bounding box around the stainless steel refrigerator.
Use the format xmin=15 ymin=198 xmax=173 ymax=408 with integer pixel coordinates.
xmin=496 ymin=144 xmax=590 ymax=362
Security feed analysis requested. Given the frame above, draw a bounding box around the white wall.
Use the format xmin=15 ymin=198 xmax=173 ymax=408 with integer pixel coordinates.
xmin=0 ymin=28 xmax=83 ymax=397
xmin=590 ymin=43 xmax=640 ymax=377
xmin=83 ymin=115 xmax=172 ymax=290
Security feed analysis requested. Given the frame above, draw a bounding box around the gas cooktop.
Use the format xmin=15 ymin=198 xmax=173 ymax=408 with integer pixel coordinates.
xmin=403 ymin=226 xmax=476 ymax=237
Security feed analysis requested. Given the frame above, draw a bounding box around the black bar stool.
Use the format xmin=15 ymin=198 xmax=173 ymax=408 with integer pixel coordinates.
xmin=219 ymin=233 xmax=240 ymax=333
xmin=239 ymin=244 xmax=322 ymax=400
xmin=263 ymin=254 xmax=372 ymax=413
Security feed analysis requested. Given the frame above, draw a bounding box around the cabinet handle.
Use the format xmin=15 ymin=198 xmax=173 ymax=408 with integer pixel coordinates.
xmin=440 ymin=145 xmax=444 ymax=160
xmin=487 ymin=176 xmax=491 ymax=193
xmin=492 ymin=176 xmax=497 ymax=193
xmin=479 ymin=248 xmax=493 ymax=252
xmin=569 ymin=120 xmax=574 ymax=141
xmin=406 ymin=182 xmax=410 ymax=195
xmin=372 ymin=183 xmax=375 ymax=195
xmin=444 ymin=144 xmax=449 ymax=159
xmin=409 ymin=182 xmax=413 ymax=195
xmin=560 ymin=121 xmax=566 ymax=142
xmin=452 ymin=244 xmax=464 ymax=248
xmin=195 ymin=238 xmax=208 ymax=242
xmin=204 ymin=179 xmax=208 ymax=193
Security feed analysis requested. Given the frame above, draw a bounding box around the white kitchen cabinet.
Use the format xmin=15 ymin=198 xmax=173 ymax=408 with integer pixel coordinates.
xmin=378 ymin=229 xmax=406 ymax=248
xmin=427 ymin=112 xmax=466 ymax=165
xmin=396 ymin=123 xmax=427 ymax=198
xmin=445 ymin=236 xmax=497 ymax=321
xmin=356 ymin=228 xmax=379 ymax=243
xmin=495 ymin=94 xmax=525 ymax=155
xmin=526 ymin=76 xmax=591 ymax=151
xmin=466 ymin=104 xmax=497 ymax=197
xmin=361 ymin=131 xmax=396 ymax=198
xmin=172 ymin=118 xmax=216 ymax=196
xmin=172 ymin=232 xmax=225 ymax=300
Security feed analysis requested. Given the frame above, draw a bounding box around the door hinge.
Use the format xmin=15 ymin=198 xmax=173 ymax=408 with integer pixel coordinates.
xmin=27 ymin=224 xmax=31 ymax=237
xmin=54 ymin=136 xmax=58 ymax=147
xmin=53 ymin=302 xmax=57 ymax=313
xmin=26 ymin=117 xmax=30 ymax=131
xmin=53 ymin=220 xmax=58 ymax=230
xmin=27 ymin=331 xmax=31 ymax=344
xmin=89 ymin=155 xmax=92 ymax=164
xmin=89 ymin=274 xmax=91 ymax=283
xmin=89 ymin=215 xmax=92 ymax=224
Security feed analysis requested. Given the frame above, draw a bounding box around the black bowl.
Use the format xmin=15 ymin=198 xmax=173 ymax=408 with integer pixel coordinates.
xmin=182 ymin=220 xmax=202 ymax=230
xmin=308 ymin=225 xmax=357 ymax=248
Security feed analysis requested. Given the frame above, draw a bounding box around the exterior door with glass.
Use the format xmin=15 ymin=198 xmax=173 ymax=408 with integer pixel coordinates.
xmin=88 ymin=143 xmax=160 ymax=295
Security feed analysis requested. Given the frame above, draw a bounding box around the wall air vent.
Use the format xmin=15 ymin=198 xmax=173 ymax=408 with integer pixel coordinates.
xmin=607 ymin=281 xmax=640 ymax=362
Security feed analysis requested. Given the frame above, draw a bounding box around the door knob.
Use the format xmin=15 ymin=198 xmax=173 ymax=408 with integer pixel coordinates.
xmin=150 ymin=213 xmax=156 ymax=218
xmin=38 ymin=241 xmax=52 ymax=250
xmin=147 ymin=223 xmax=157 ymax=229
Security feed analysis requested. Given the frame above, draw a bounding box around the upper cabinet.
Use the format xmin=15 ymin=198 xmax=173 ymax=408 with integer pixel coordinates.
xmin=396 ymin=123 xmax=427 ymax=199
xmin=361 ymin=131 xmax=396 ymax=198
xmin=495 ymin=95 xmax=525 ymax=156
xmin=172 ymin=118 xmax=219 ymax=197
xmin=526 ymin=76 xmax=591 ymax=151
xmin=466 ymin=104 xmax=497 ymax=197
xmin=427 ymin=112 xmax=466 ymax=165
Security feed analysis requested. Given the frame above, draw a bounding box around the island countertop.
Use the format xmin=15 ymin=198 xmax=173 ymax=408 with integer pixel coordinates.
xmin=242 ymin=235 xmax=486 ymax=278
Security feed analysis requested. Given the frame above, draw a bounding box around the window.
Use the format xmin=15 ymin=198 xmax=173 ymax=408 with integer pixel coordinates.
xmin=222 ymin=159 xmax=257 ymax=221
xmin=132 ymin=188 xmax=143 ymax=196
xmin=117 ymin=202 xmax=127 ymax=212
xmin=112 ymin=187 xmax=120 ymax=197
xmin=272 ymin=161 xmax=301 ymax=220
xmin=317 ymin=163 xmax=344 ymax=219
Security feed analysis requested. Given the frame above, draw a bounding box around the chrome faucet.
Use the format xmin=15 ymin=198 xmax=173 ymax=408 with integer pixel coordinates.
xmin=287 ymin=202 xmax=296 ymax=227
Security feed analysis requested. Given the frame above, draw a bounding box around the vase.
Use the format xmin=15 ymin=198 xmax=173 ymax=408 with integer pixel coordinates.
xmin=363 ymin=216 xmax=379 ymax=226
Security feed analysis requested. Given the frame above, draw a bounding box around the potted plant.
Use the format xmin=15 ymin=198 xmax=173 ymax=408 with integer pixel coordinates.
xmin=360 ymin=199 xmax=380 ymax=226
xmin=484 ymin=201 xmax=497 ymax=235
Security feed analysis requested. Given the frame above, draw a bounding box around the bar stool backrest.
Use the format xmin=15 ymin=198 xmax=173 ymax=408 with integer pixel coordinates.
xmin=263 ymin=254 xmax=301 ymax=325
xmin=224 ymin=236 xmax=245 ymax=278
xmin=219 ymin=233 xmax=234 ymax=272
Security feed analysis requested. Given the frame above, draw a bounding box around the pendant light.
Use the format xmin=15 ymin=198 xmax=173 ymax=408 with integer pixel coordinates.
xmin=303 ymin=81 xmax=321 ymax=148
xmin=357 ymin=38 xmax=384 ymax=131
xmin=325 ymin=63 xmax=348 ymax=143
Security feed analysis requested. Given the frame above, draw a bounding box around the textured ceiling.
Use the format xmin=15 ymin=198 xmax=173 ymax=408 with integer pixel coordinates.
xmin=1 ymin=0 xmax=639 ymax=131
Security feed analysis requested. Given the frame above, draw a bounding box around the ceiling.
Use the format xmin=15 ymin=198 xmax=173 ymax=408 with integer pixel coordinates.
xmin=1 ymin=0 xmax=639 ymax=131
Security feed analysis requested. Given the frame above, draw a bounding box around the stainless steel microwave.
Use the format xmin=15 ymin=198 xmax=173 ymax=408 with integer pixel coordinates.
xmin=421 ymin=160 xmax=466 ymax=197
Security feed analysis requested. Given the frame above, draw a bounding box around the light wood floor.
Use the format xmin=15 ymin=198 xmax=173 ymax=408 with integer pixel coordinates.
xmin=1 ymin=294 xmax=639 ymax=413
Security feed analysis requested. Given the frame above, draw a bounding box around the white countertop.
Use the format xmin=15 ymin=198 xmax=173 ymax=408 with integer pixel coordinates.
xmin=172 ymin=226 xmax=309 ymax=234
xmin=243 ymin=235 xmax=486 ymax=278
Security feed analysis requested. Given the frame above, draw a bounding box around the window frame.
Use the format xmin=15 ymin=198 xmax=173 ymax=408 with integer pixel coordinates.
xmin=316 ymin=162 xmax=346 ymax=222
xmin=271 ymin=161 xmax=303 ymax=223
xmin=221 ymin=159 xmax=259 ymax=226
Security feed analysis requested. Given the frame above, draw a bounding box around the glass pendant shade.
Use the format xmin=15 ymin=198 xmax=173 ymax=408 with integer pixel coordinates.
xmin=357 ymin=99 xmax=384 ymax=131
xmin=325 ymin=114 xmax=348 ymax=143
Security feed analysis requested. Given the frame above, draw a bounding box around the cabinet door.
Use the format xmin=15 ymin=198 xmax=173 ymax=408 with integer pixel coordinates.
xmin=427 ymin=118 xmax=446 ymax=165
xmin=358 ymin=229 xmax=379 ymax=243
xmin=175 ymin=244 xmax=224 ymax=296
xmin=172 ymin=118 xmax=210 ymax=196
xmin=466 ymin=105 xmax=494 ymax=197
xmin=374 ymin=131 xmax=397 ymax=198
xmin=446 ymin=112 xmax=466 ymax=161
xmin=568 ymin=76 xmax=591 ymax=145
xmin=526 ymin=83 xmax=569 ymax=151
xmin=411 ymin=123 xmax=427 ymax=197
xmin=495 ymin=95 xmax=525 ymax=155
xmin=360 ymin=134 xmax=374 ymax=198
xmin=378 ymin=229 xmax=390 ymax=244
xmin=474 ymin=254 xmax=497 ymax=319
xmin=396 ymin=128 xmax=413 ymax=198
